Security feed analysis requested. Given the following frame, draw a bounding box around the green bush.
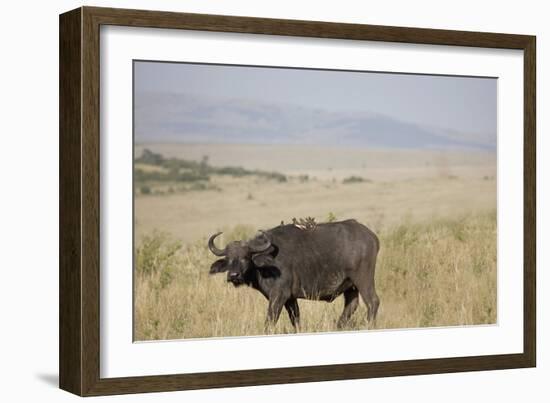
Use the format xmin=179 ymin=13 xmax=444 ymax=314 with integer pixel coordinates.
xmin=263 ymin=171 xmax=287 ymax=182
xmin=342 ymin=176 xmax=371 ymax=184
xmin=136 ymin=231 xmax=182 ymax=281
xmin=136 ymin=149 xmax=164 ymax=165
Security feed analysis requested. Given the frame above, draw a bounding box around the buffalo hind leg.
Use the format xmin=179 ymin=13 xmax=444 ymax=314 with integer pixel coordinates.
xmin=337 ymin=287 xmax=359 ymax=329
xmin=285 ymin=298 xmax=301 ymax=332
xmin=265 ymin=295 xmax=285 ymax=333
xmin=357 ymin=282 xmax=380 ymax=327
xmin=352 ymin=253 xmax=380 ymax=328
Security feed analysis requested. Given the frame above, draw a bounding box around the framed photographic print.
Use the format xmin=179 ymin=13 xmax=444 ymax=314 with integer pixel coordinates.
xmin=59 ymin=6 xmax=536 ymax=396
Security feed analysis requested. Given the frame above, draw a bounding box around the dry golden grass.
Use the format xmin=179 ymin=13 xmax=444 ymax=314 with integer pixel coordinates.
xmin=133 ymin=144 xmax=497 ymax=340
xmin=134 ymin=210 xmax=496 ymax=341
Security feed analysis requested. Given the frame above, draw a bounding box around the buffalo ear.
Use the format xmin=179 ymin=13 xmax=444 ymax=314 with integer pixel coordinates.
xmin=252 ymin=252 xmax=275 ymax=267
xmin=209 ymin=259 xmax=228 ymax=274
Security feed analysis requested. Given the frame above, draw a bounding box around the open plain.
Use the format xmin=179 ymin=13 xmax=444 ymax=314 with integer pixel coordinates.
xmin=134 ymin=143 xmax=497 ymax=340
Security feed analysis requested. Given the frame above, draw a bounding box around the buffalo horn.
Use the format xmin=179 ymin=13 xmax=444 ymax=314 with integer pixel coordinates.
xmin=208 ymin=232 xmax=227 ymax=256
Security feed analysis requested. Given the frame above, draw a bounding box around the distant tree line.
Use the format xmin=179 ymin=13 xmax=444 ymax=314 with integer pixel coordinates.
xmin=135 ymin=149 xmax=287 ymax=183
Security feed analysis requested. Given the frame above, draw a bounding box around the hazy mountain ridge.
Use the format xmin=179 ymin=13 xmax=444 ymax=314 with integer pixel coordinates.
xmin=135 ymin=92 xmax=496 ymax=150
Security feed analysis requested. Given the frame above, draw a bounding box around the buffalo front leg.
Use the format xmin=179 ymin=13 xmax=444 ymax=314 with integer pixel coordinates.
xmin=265 ymin=295 xmax=285 ymax=333
xmin=337 ymin=287 xmax=359 ymax=329
xmin=285 ymin=298 xmax=301 ymax=332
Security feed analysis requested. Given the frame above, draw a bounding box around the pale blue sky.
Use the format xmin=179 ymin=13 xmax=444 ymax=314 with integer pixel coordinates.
xmin=134 ymin=61 xmax=497 ymax=149
xmin=135 ymin=61 xmax=496 ymax=136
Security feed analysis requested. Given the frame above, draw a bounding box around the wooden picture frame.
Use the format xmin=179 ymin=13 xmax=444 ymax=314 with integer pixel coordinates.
xmin=59 ymin=6 xmax=536 ymax=396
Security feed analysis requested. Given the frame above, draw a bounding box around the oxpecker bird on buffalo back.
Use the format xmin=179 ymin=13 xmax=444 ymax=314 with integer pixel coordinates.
xmin=208 ymin=219 xmax=380 ymax=331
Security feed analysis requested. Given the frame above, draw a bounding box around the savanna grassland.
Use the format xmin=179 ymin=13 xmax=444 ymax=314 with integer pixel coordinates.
xmin=133 ymin=143 xmax=497 ymax=341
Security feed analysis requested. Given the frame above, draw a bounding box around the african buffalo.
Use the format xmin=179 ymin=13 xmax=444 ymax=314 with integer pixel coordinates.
xmin=208 ymin=219 xmax=380 ymax=331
